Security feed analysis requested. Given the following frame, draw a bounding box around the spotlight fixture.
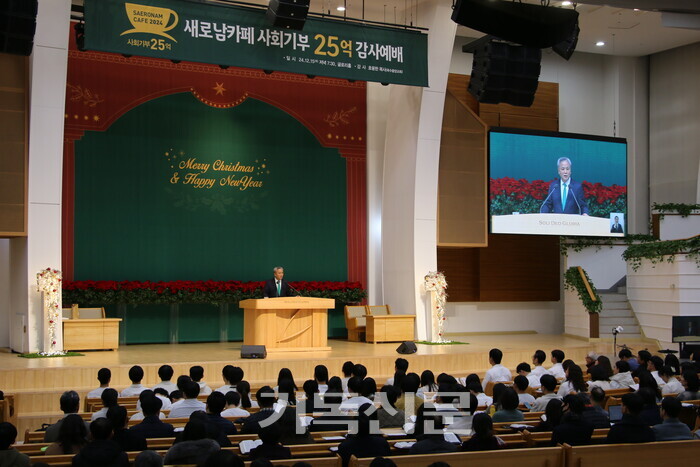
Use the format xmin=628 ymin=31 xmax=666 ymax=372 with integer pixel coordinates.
xmin=596 ymin=41 xmax=605 ymax=46
xmin=337 ymin=6 xmax=346 ymax=12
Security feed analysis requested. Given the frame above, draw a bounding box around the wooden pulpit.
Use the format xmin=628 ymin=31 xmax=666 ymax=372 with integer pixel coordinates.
xmin=238 ymin=297 xmax=335 ymax=352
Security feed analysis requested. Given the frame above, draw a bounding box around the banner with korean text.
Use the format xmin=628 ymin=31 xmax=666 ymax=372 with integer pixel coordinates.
xmin=83 ymin=0 xmax=428 ymax=86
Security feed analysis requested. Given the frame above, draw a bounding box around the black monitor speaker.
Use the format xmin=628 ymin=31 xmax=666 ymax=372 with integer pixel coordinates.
xmin=468 ymin=40 xmax=542 ymax=107
xmin=241 ymin=345 xmax=267 ymax=359
xmin=396 ymin=341 xmax=417 ymax=354
xmin=451 ymin=0 xmax=579 ymax=49
xmin=266 ymin=0 xmax=310 ymax=30
xmin=0 ymin=0 xmax=38 ymax=56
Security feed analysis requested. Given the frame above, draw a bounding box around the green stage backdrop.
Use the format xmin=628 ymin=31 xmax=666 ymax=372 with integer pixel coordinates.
xmin=74 ymin=93 xmax=349 ymax=342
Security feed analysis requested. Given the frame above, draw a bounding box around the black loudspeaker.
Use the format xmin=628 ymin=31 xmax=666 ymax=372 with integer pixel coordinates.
xmin=451 ymin=0 xmax=578 ymax=49
xmin=468 ymin=40 xmax=542 ymax=107
xmin=266 ymin=0 xmax=310 ymax=30
xmin=552 ymin=21 xmax=580 ymax=61
xmin=0 ymin=0 xmax=38 ymax=56
xmin=396 ymin=342 xmax=417 ymax=354
xmin=241 ymin=345 xmax=267 ymax=359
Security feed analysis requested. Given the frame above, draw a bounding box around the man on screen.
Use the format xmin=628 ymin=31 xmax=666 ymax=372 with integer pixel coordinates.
xmin=263 ymin=266 xmax=291 ymax=298
xmin=611 ymin=216 xmax=624 ymax=233
xmin=540 ymin=157 xmax=589 ymax=215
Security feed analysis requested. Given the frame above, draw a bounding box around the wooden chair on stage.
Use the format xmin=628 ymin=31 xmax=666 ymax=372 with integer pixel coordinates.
xmin=345 ymin=305 xmax=367 ymax=342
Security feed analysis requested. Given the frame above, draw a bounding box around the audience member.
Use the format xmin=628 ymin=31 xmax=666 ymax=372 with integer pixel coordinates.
xmin=362 ymin=377 xmax=378 ymax=402
xmin=163 ymin=420 xmax=220 ymax=467
xmin=309 ymin=392 xmax=351 ymax=432
xmin=241 ymin=386 xmax=278 ymax=434
xmin=513 ymin=375 xmax=536 ymax=407
xmin=531 ymin=375 xmax=561 ymax=412
xmin=153 ymin=387 xmax=173 ymax=411
xmin=353 ymin=364 xmax=368 ymax=380
xmin=152 ymin=365 xmax=178 ymax=394
xmin=377 ymin=385 xmax=405 ymax=428
xmin=341 ymin=361 xmax=354 ymax=393
xmin=551 ymin=394 xmax=594 ymax=446
xmin=190 ymin=365 xmax=212 ymax=396
xmin=409 ymin=413 xmax=459 ymax=454
xmin=396 ymin=373 xmax=423 ymax=416
xmin=418 ymin=370 xmax=439 ymax=398
xmin=482 ymin=348 xmax=511 ymax=386
xmin=369 ymin=458 xmax=397 ymax=467
xmin=275 ymin=368 xmax=298 ymax=393
xmin=386 ymin=358 xmax=409 ymax=385
xmin=91 ymin=388 xmax=119 ymax=421
xmin=72 ymin=418 xmax=129 ymax=467
xmin=605 ymin=393 xmax=655 ymax=444
xmin=107 ymin=406 xmax=147 ymax=452
xmin=587 ymin=365 xmax=613 ymax=391
xmin=129 ymin=395 xmax=175 ymax=440
xmin=44 ymin=390 xmax=84 ymax=442
xmin=549 ymin=350 xmax=566 ymax=379
xmin=584 ymin=352 xmax=598 ymax=372
xmin=206 ymin=392 xmax=237 ymax=436
xmin=221 ymin=391 xmax=250 ymax=418
xmin=652 ymin=397 xmax=694 ymax=441
xmin=134 ymin=450 xmax=164 ymax=467
xmin=633 ymin=350 xmax=652 ymax=378
xmin=87 ymin=367 xmax=112 ymax=399
xmin=237 ymin=380 xmax=258 ymax=408
xmin=664 ymin=354 xmax=681 ymax=375
xmin=488 ymin=383 xmax=507 ymax=415
xmin=202 ymin=450 xmax=244 ymax=467
xmin=337 ymin=403 xmax=390 ymax=467
xmin=467 ymin=382 xmax=493 ymax=407
xmin=557 ymin=365 xmax=587 ymax=397
xmin=638 ymin=387 xmax=663 ymax=426
xmin=169 ymin=390 xmax=183 ymax=404
xmin=581 ymin=387 xmax=611 ymax=429
xmin=0 ymin=422 xmax=30 ymax=467
xmin=516 ymin=362 xmax=541 ymax=389
xmin=677 ymin=371 xmax=700 ymax=401
xmin=314 ymin=365 xmax=329 ymax=394
xmin=277 ymin=402 xmax=314 ymax=446
xmin=492 ymin=388 xmax=524 ymax=423
xmin=637 ymin=371 xmax=662 ymax=400
xmin=215 ymin=365 xmax=243 ymax=394
xmin=300 ymin=380 xmax=320 ymax=414
xmin=121 ymin=365 xmax=147 ymax=397
xmin=132 ymin=390 xmax=166 ymax=421
xmin=610 ymin=360 xmax=635 ymax=389
xmin=531 ymin=350 xmax=552 ymax=379
xmin=618 ymin=348 xmax=639 ymax=372
xmin=44 ymin=413 xmax=87 ymax=455
xmin=341 ymin=377 xmax=374 ymax=411
xmin=169 ymin=380 xmax=206 ymax=418
xmin=188 ymin=410 xmax=230 ymax=448
xmin=595 ymin=356 xmax=614 ymax=379
xmin=248 ymin=424 xmax=292 ymax=461
xmin=648 ymin=356 xmax=666 ymax=387
xmin=659 ymin=365 xmax=684 ymax=395
xmin=461 ymin=413 xmax=504 ymax=451
xmin=532 ymin=399 xmax=563 ymax=433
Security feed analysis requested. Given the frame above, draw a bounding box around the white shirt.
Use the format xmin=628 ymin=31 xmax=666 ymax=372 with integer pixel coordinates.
xmin=91 ymin=407 xmax=108 ymax=421
xmin=610 ymin=372 xmax=635 ymax=389
xmin=341 ymin=377 xmax=351 ymax=393
xmin=587 ymin=380 xmax=613 ymax=392
xmin=152 ymin=381 xmax=179 ymax=395
xmin=121 ymin=384 xmax=147 ymax=397
xmin=339 ymin=395 xmax=373 ymax=412
xmin=475 ymin=393 xmax=493 ymax=408
xmin=87 ymin=387 xmax=110 ymax=399
xmin=482 ymin=364 xmax=512 ymax=386
xmin=518 ymin=393 xmax=536 ymax=407
xmin=557 ymin=381 xmax=576 ymax=398
xmin=136 ymin=394 xmax=172 ymax=412
xmin=214 ymin=384 xmax=237 ymax=394
xmin=220 ymin=407 xmax=250 ymax=418
xmin=130 ymin=411 xmax=165 ymax=421
xmin=651 ymin=371 xmax=666 ymax=387
xmin=531 ymin=393 xmax=561 ymax=412
xmin=317 ymin=384 xmax=328 ymax=395
xmin=526 ymin=374 xmax=542 ymax=389
xmin=549 ymin=363 xmax=566 ymax=380
xmin=197 ymin=382 xmax=213 ymax=396
xmin=168 ymin=398 xmax=206 ymax=418
xmin=530 ymin=365 xmax=551 ymax=379
xmin=662 ymin=377 xmax=684 ymax=395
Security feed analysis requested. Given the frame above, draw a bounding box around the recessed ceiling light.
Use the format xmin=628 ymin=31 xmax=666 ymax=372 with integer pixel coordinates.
xmin=337 ymin=6 xmax=346 ymax=11
xmin=562 ymin=1 xmax=572 ymax=6
xmin=596 ymin=41 xmax=605 ymax=47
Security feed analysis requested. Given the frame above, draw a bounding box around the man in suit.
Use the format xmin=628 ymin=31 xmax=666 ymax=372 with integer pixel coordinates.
xmin=129 ymin=395 xmax=175 ymax=441
xmin=611 ymin=216 xmax=624 ymax=233
xmin=44 ymin=391 xmax=87 ymax=442
xmin=540 ymin=157 xmax=589 ymax=215
xmin=263 ymin=266 xmax=291 ymax=298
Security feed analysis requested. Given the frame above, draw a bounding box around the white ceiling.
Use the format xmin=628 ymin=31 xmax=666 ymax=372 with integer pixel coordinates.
xmin=73 ymin=0 xmax=700 ymax=57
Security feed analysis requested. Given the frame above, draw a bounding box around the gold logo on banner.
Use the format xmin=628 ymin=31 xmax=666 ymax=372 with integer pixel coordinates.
xmin=120 ymin=3 xmax=179 ymax=42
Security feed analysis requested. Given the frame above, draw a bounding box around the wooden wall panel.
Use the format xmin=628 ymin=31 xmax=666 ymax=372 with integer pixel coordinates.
xmin=437 ymin=247 xmax=480 ymax=302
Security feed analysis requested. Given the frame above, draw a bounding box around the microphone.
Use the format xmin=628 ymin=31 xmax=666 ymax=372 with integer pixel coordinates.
xmin=539 ymin=185 xmax=557 ymax=213
xmin=569 ymin=186 xmax=582 ymax=214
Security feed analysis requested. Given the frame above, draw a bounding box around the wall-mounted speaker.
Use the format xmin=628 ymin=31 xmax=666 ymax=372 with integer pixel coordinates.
xmin=0 ymin=0 xmax=38 ymax=56
xmin=266 ymin=0 xmax=310 ymax=31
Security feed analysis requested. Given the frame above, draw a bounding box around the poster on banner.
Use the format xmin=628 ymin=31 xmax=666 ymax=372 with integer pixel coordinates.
xmin=83 ymin=0 xmax=429 ymax=86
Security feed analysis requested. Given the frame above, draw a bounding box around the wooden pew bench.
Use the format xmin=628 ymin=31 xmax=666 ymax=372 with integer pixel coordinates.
xmin=563 ymin=439 xmax=700 ymax=467
xmin=349 ymin=446 xmax=564 ymax=467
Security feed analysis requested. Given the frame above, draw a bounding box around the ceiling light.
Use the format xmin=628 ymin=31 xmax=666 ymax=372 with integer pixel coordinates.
xmin=337 ymin=6 xmax=346 ymax=11
xmin=596 ymin=41 xmax=605 ymax=46
xmin=562 ymin=1 xmax=572 ymax=6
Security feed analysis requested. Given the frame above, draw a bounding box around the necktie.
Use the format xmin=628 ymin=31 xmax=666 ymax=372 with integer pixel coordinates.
xmin=277 ymin=281 xmax=281 ymax=297
xmin=562 ymin=183 xmax=568 ymax=208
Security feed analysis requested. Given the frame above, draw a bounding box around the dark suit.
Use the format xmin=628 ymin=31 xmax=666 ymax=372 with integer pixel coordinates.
xmin=551 ymin=415 xmax=594 ymax=446
xmin=605 ymin=414 xmax=655 ymax=444
xmin=409 ymin=435 xmax=459 ymax=454
xmin=611 ymin=223 xmax=624 ymax=233
xmin=128 ymin=415 xmax=175 ymax=440
xmin=248 ymin=443 xmax=292 ymax=461
xmin=338 ymin=435 xmax=391 ymax=467
xmin=240 ymin=408 xmax=276 ymax=434
xmin=540 ymin=179 xmax=589 ymax=215
xmin=263 ymin=278 xmax=291 ymax=298
xmin=44 ymin=416 xmax=90 ymax=443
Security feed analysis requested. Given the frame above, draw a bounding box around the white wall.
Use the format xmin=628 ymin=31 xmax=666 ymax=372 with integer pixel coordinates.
xmin=0 ymin=239 xmax=9 ymax=348
xmin=565 ymin=245 xmax=628 ymax=291
xmin=650 ymin=41 xmax=700 ymax=204
xmin=445 ymin=301 xmax=564 ymax=335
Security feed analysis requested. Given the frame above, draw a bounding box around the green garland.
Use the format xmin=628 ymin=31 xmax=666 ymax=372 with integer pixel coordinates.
xmin=560 ymin=234 xmax=656 ymax=256
xmin=563 ymin=267 xmax=602 ymax=314
xmin=622 ymin=235 xmax=700 ymax=271
xmin=652 ymin=202 xmax=700 ymax=218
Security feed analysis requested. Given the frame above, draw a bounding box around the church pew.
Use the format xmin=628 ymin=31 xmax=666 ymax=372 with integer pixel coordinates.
xmin=242 ymin=457 xmax=340 ymax=466
xmin=0 ymin=395 xmax=17 ymax=425
xmin=521 ymin=428 xmax=610 ymax=447
xmin=349 ymin=445 xmax=564 ymax=467
xmin=562 ymin=439 xmax=700 ymax=467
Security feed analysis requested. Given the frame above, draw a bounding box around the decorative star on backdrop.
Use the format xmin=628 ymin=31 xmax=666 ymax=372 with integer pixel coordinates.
xmin=213 ymin=82 xmax=226 ymax=96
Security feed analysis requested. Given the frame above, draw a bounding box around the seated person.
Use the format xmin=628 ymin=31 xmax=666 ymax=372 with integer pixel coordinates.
xmin=648 ymin=356 xmax=666 ymax=387
xmin=300 ymin=379 xmax=321 ymax=414
xmin=638 ymin=387 xmax=663 ymax=426
xmin=91 ymin=388 xmax=119 ymax=421
xmin=376 ymin=385 xmax=405 ymax=428
xmin=206 ymin=392 xmax=238 ymax=436
xmin=552 ymin=394 xmax=594 ymax=446
xmin=409 ymin=413 xmax=459 ymax=454
xmin=236 ymin=380 xmax=258 ymax=409
xmin=72 ymin=418 xmax=128 ymax=467
xmin=513 ymin=375 xmax=536 ymax=407
xmin=618 ymin=348 xmax=639 ymax=372
xmin=557 ymin=365 xmax=588 ymax=397
xmin=385 ymin=358 xmax=409 ymax=386
xmin=587 ymin=365 xmax=613 ymax=391
xmin=314 ymin=365 xmax=330 ymax=394
xmin=44 ymin=390 xmax=86 ymax=442
xmin=131 ymin=390 xmax=167 ymax=421
xmin=163 ymin=420 xmax=220 ymax=467
xmin=482 ymin=348 xmax=512 ymax=386
xmin=309 ymin=392 xmax=352 ymax=432
xmin=220 ymin=391 xmax=250 ymax=418
xmin=395 ymin=373 xmax=424 ymax=417
xmin=106 ymin=406 xmax=147 ymax=452
xmin=610 ymin=360 xmax=636 ymax=389
xmin=153 ymin=387 xmax=172 ymax=411
xmin=152 ymin=365 xmax=178 ymax=394
xmin=337 ymin=404 xmax=390 ymax=467
xmin=340 ymin=377 xmax=373 ymax=412
xmin=677 ymin=371 xmax=700 ymax=401
xmin=491 ymin=388 xmax=524 ymax=423
xmin=461 ymin=413 xmax=504 ymax=451
xmin=605 ymin=393 xmax=655 ymax=444
xmin=129 ymin=394 xmax=175 ymax=440
xmin=531 ymin=399 xmax=563 ymax=433
xmin=0 ymin=422 xmax=30 ymax=467
xmin=652 ymin=397 xmax=693 ymax=441
xmin=531 ymin=375 xmax=561 ymax=412
xmin=467 ymin=382 xmax=493 ymax=408
xmin=87 ymin=368 xmax=112 ymax=399
xmin=516 ymin=363 xmax=541 ymax=389
xmin=215 ymin=365 xmax=243 ymax=395
xmin=581 ymin=387 xmax=611 ymax=429
xmin=169 ymin=380 xmax=206 ymax=418
xmin=531 ymin=350 xmax=552 ymax=379
xmin=121 ymin=365 xmax=147 ymax=397
xmin=240 ymin=386 xmax=278 ymax=435
xmin=549 ymin=350 xmax=566 ymax=380
xmin=248 ymin=424 xmax=291 ymax=461
xmin=44 ymin=413 xmax=87 ymax=455
xmin=660 ymin=365 xmax=684 ymax=395
xmin=190 ymin=365 xmax=213 ymax=396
